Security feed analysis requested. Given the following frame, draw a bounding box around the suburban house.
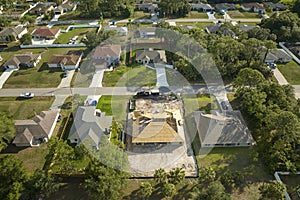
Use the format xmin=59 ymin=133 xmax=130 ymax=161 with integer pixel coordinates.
xmin=136 ymin=49 xmax=167 ymax=64
xmin=0 ymin=26 xmax=27 ymax=43
xmin=238 ymin=24 xmax=258 ymax=32
xmin=13 ymin=110 xmax=59 ymax=147
xmin=68 ymin=106 xmax=113 ymax=149
xmin=137 ymin=3 xmax=158 ymax=12
xmin=264 ymin=49 xmax=292 ymax=63
xmin=205 ymin=24 xmax=236 ymax=38
xmin=29 ymin=2 xmax=55 ymax=15
xmin=104 ymin=26 xmax=128 ymax=36
xmin=190 ymin=3 xmax=213 ymax=12
xmin=138 ymin=27 xmax=156 ymax=39
xmin=194 ymin=110 xmax=255 ymax=147
xmin=32 ymin=26 xmax=60 ymax=40
xmin=214 ymin=3 xmax=236 ymax=12
xmin=48 ymin=50 xmax=83 ymax=70
xmin=3 ymin=53 xmax=41 ymax=69
xmin=54 ymin=2 xmax=76 ymax=15
xmin=241 ymin=3 xmax=265 ymax=13
xmin=263 ymin=2 xmax=287 ymax=11
xmin=93 ymin=45 xmax=121 ymax=68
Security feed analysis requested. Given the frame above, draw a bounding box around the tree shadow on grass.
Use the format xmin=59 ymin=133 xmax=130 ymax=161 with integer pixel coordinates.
xmin=0 ymin=144 xmax=28 ymax=154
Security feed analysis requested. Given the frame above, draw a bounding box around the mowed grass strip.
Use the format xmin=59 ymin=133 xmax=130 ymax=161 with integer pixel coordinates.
xmin=0 ymin=96 xmax=54 ymax=119
xmin=278 ymin=61 xmax=300 ymax=84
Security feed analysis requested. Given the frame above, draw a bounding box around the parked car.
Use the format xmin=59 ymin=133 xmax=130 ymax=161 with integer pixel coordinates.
xmin=136 ymin=91 xmax=150 ymax=97
xmin=20 ymin=92 xmax=34 ymax=98
xmin=62 ymin=71 xmax=68 ymax=78
xmin=221 ymin=101 xmax=229 ymax=110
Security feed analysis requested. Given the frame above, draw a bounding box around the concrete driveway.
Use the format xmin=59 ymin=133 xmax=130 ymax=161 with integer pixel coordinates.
xmin=0 ymin=68 xmax=16 ymax=89
xmin=206 ymin=11 xmax=216 ymax=20
xmin=58 ymin=70 xmax=75 ymax=88
xmin=156 ymin=66 xmax=169 ymax=87
xmin=273 ymin=68 xmax=289 ymax=85
xmin=89 ymin=69 xmax=105 ymax=88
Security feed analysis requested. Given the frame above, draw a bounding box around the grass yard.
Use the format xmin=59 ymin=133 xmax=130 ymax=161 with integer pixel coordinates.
xmin=227 ymin=10 xmax=245 ymax=18
xmin=196 ymin=22 xmax=214 ymax=29
xmin=133 ymin=11 xmax=150 ymax=19
xmin=3 ymin=47 xmax=86 ymax=88
xmin=102 ymin=65 xmax=132 ymax=87
xmin=0 ymin=96 xmax=54 ymax=120
xmin=278 ymin=61 xmax=300 ymax=84
xmin=238 ymin=11 xmax=260 ymax=19
xmin=184 ymin=94 xmax=219 ymax=114
xmin=1 ymin=143 xmax=49 ymax=174
xmin=47 ymin=181 xmax=89 ymax=200
xmin=185 ymin=11 xmax=208 ymax=19
xmin=54 ymin=28 xmax=97 ymax=44
xmin=197 ymin=148 xmax=273 ymax=200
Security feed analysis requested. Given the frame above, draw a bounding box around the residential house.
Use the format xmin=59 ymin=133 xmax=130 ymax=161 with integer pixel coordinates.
xmin=137 ymin=3 xmax=158 ymax=12
xmin=104 ymin=26 xmax=128 ymax=36
xmin=3 ymin=53 xmax=41 ymax=69
xmin=194 ymin=110 xmax=254 ymax=147
xmin=13 ymin=110 xmax=59 ymax=147
xmin=241 ymin=3 xmax=265 ymax=13
xmin=54 ymin=2 xmax=76 ymax=15
xmin=32 ymin=26 xmax=60 ymax=40
xmin=136 ymin=49 xmax=166 ymax=64
xmin=29 ymin=2 xmax=55 ymax=15
xmin=206 ymin=24 xmax=236 ymax=38
xmin=138 ymin=27 xmax=156 ymax=39
xmin=263 ymin=2 xmax=287 ymax=11
xmin=0 ymin=26 xmax=27 ymax=43
xmin=214 ymin=3 xmax=236 ymax=12
xmin=93 ymin=45 xmax=121 ymax=68
xmin=68 ymin=106 xmax=113 ymax=149
xmin=48 ymin=50 xmax=83 ymax=70
xmin=238 ymin=24 xmax=258 ymax=32
xmin=190 ymin=3 xmax=213 ymax=12
xmin=265 ymin=49 xmax=292 ymax=63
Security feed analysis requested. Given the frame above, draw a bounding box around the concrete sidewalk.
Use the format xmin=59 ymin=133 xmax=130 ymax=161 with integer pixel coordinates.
xmin=0 ymin=68 xmax=16 ymax=89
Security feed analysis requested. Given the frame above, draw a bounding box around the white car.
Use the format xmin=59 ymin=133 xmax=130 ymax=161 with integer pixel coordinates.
xmin=20 ymin=92 xmax=34 ymax=98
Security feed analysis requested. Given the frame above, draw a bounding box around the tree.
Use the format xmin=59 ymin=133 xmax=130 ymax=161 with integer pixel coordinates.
xmin=168 ymin=167 xmax=185 ymax=185
xmin=195 ymin=181 xmax=231 ymax=200
xmin=0 ymin=16 xmax=11 ymax=27
xmin=84 ymin=30 xmax=118 ymax=49
xmin=220 ymin=171 xmax=244 ymax=191
xmin=20 ymin=33 xmax=32 ymax=45
xmin=292 ymin=0 xmax=300 ymax=17
xmin=0 ymin=112 xmax=15 ymax=152
xmin=259 ymin=181 xmax=286 ymax=200
xmin=233 ymin=68 xmax=265 ymax=88
xmin=162 ymin=183 xmax=176 ymax=198
xmin=0 ymin=155 xmax=26 ymax=200
xmin=154 ymin=168 xmax=168 ymax=184
xmin=247 ymin=27 xmax=277 ymax=41
xmin=20 ymin=15 xmax=35 ymax=25
xmin=84 ymin=157 xmax=129 ymax=200
xmin=23 ymin=169 xmax=59 ymax=200
xmin=159 ymin=0 xmax=190 ymax=18
xmin=138 ymin=182 xmax=153 ymax=199
xmin=198 ymin=167 xmax=216 ymax=184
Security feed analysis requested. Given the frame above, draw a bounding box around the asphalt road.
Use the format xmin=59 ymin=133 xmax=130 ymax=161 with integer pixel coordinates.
xmin=0 ymin=85 xmax=232 ymax=97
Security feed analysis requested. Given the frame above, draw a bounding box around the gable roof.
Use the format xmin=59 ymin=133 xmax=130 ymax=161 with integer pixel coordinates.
xmin=13 ymin=110 xmax=59 ymax=146
xmin=3 ymin=53 xmax=40 ymax=67
xmin=32 ymin=26 xmax=60 ymax=37
xmin=136 ymin=50 xmax=166 ymax=63
xmin=242 ymin=2 xmax=264 ymax=9
xmin=0 ymin=26 xmax=26 ymax=37
xmin=49 ymin=54 xmax=80 ymax=65
xmin=132 ymin=121 xmax=183 ymax=143
xmin=68 ymin=106 xmax=113 ymax=147
xmin=265 ymin=49 xmax=292 ymax=61
xmin=93 ymin=45 xmax=121 ymax=58
xmin=194 ymin=110 xmax=254 ymax=146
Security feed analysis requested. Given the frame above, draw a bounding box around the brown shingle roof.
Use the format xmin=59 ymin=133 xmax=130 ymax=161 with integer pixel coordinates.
xmin=93 ymin=45 xmax=121 ymax=58
xmin=49 ymin=54 xmax=80 ymax=65
xmin=32 ymin=26 xmax=60 ymax=37
xmin=3 ymin=53 xmax=40 ymax=67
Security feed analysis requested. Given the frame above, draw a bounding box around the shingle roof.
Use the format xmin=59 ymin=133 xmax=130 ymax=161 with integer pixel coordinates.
xmin=0 ymin=26 xmax=26 ymax=37
xmin=194 ymin=110 xmax=254 ymax=146
xmin=93 ymin=45 xmax=121 ymax=58
xmin=3 ymin=53 xmax=40 ymax=67
xmin=32 ymin=26 xmax=60 ymax=37
xmin=49 ymin=54 xmax=80 ymax=65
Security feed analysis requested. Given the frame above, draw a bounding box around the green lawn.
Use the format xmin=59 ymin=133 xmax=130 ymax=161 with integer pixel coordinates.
xmin=238 ymin=11 xmax=260 ymax=19
xmin=184 ymin=11 xmax=208 ymax=19
xmin=278 ymin=60 xmax=300 ymax=84
xmin=102 ymin=65 xmax=132 ymax=87
xmin=1 ymin=143 xmax=49 ymax=174
xmin=184 ymin=94 xmax=219 ymax=114
xmin=227 ymin=10 xmax=246 ymax=18
xmin=54 ymin=28 xmax=97 ymax=44
xmin=3 ymin=47 xmax=86 ymax=88
xmin=47 ymin=182 xmax=89 ymax=200
xmin=133 ymin=11 xmax=150 ymax=19
xmin=0 ymin=96 xmax=54 ymax=120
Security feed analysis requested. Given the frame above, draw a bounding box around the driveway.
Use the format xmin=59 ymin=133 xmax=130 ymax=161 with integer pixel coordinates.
xmin=273 ymin=68 xmax=289 ymax=85
xmin=58 ymin=70 xmax=75 ymax=88
xmin=89 ymin=69 xmax=105 ymax=88
xmin=206 ymin=11 xmax=216 ymax=20
xmin=155 ymin=64 xmax=169 ymax=87
xmin=0 ymin=68 xmax=16 ymax=89
xmin=50 ymin=95 xmax=68 ymax=111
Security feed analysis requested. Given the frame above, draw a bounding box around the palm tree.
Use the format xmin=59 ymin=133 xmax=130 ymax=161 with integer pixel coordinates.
xmin=139 ymin=182 xmax=153 ymax=199
xmin=154 ymin=168 xmax=168 ymax=184
xmin=168 ymin=167 xmax=185 ymax=185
